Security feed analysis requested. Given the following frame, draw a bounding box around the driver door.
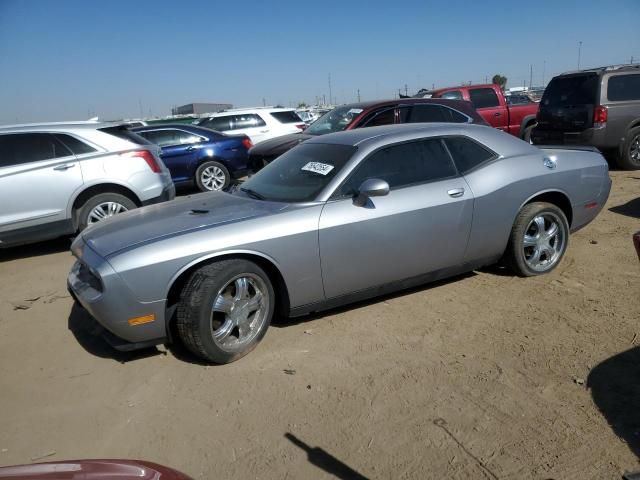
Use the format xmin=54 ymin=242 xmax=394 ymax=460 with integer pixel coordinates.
xmin=318 ymin=138 xmax=473 ymax=299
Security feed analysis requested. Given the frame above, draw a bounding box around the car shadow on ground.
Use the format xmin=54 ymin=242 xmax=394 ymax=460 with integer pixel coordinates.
xmin=588 ymin=346 xmax=640 ymax=459
xmin=272 ymin=272 xmax=477 ymax=328
xmin=67 ymin=303 xmax=164 ymax=363
xmin=610 ymin=197 xmax=640 ymax=220
xmin=285 ymin=433 xmax=369 ymax=480
xmin=0 ymin=236 xmax=71 ymax=262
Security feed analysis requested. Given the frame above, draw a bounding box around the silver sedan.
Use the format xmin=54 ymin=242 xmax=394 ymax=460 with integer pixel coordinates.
xmin=68 ymin=124 xmax=611 ymax=363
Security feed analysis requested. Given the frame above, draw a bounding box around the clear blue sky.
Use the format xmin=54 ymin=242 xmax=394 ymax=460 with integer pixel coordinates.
xmin=1 ymin=0 xmax=638 ymax=123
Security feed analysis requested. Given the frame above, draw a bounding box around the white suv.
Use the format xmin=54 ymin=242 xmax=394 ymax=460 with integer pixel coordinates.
xmin=196 ymin=107 xmax=306 ymax=144
xmin=0 ymin=121 xmax=175 ymax=248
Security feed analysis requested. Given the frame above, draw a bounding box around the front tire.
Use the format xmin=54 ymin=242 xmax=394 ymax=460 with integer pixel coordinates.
xmin=77 ymin=193 xmax=136 ymax=231
xmin=195 ymin=160 xmax=230 ymax=191
xmin=176 ymin=260 xmax=275 ymax=364
xmin=504 ymin=202 xmax=569 ymax=277
xmin=618 ymin=126 xmax=640 ymax=170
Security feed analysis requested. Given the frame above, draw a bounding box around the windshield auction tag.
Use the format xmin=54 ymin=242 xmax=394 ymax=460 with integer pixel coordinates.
xmin=301 ymin=162 xmax=334 ymax=175
xmin=347 ymin=108 xmax=363 ymax=115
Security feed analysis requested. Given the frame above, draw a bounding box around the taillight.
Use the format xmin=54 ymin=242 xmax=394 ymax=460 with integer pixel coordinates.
xmin=593 ymin=105 xmax=608 ymax=128
xmin=295 ymin=123 xmax=307 ymax=131
xmin=242 ymin=138 xmax=253 ymax=150
xmin=121 ymin=150 xmax=162 ymax=173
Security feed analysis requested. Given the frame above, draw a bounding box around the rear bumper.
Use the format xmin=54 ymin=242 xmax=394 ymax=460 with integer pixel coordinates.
xmin=531 ymin=127 xmax=615 ymax=150
xmin=141 ymin=182 xmax=176 ymax=206
xmin=67 ymin=241 xmax=167 ymax=349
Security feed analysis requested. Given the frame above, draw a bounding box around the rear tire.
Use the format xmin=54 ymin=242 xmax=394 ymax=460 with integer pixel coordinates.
xmin=77 ymin=193 xmax=136 ymax=231
xmin=618 ymin=126 xmax=640 ymax=170
xmin=504 ymin=202 xmax=569 ymax=277
xmin=195 ymin=160 xmax=230 ymax=191
xmin=176 ymin=260 xmax=275 ymax=364
xmin=523 ymin=124 xmax=535 ymax=144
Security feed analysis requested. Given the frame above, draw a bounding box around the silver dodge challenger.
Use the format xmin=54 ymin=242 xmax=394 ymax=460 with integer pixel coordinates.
xmin=68 ymin=124 xmax=611 ymax=363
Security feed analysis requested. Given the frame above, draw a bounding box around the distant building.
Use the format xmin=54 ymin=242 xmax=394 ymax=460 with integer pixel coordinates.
xmin=172 ymin=103 xmax=233 ymax=115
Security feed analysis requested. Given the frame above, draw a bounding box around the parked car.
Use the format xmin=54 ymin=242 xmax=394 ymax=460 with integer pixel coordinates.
xmin=0 ymin=459 xmax=193 ymax=479
xmin=248 ymin=98 xmax=487 ymax=170
xmin=132 ymin=125 xmax=252 ymax=192
xmin=296 ymin=110 xmax=320 ymax=124
xmin=195 ymin=107 xmax=306 ymax=145
xmin=531 ymin=64 xmax=640 ymax=170
xmin=68 ymin=123 xmax=610 ymax=364
xmin=430 ymin=83 xmax=539 ymax=140
xmin=0 ymin=122 xmax=175 ymax=248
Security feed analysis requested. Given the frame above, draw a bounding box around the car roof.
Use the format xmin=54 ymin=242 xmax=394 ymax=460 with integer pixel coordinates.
xmin=558 ymin=64 xmax=640 ymax=76
xmin=0 ymin=121 xmax=125 ymax=132
xmin=208 ymin=107 xmax=295 ymax=116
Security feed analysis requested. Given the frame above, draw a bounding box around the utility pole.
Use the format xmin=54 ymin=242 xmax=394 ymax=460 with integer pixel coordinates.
xmin=262 ymin=98 xmax=266 ymax=106
xmin=138 ymin=98 xmax=143 ymax=119
xmin=322 ymin=94 xmax=326 ymax=105
xmin=357 ymin=89 xmax=360 ymax=102
xmin=577 ymin=41 xmax=582 ymax=69
xmin=404 ymin=84 xmax=408 ymax=96
xmin=432 ymin=83 xmax=435 ymax=90
xmin=631 ymin=56 xmax=634 ymax=64
xmin=328 ymin=74 xmax=332 ymax=105
xmin=485 ymin=75 xmax=488 ymax=84
xmin=529 ymin=64 xmax=533 ymax=89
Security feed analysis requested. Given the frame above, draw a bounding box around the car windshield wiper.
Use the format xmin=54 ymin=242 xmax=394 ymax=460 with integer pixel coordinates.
xmin=240 ymin=187 xmax=266 ymax=200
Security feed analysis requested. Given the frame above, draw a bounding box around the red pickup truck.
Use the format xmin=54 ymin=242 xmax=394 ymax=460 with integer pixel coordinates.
xmin=430 ymin=84 xmax=538 ymax=139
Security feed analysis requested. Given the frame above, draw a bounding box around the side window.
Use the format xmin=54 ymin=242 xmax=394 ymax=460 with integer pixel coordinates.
xmin=440 ymin=106 xmax=469 ymax=123
xmin=440 ymin=90 xmax=463 ymax=100
xmin=53 ymin=134 xmax=97 ymax=155
xmin=469 ymin=88 xmax=500 ymax=109
xmin=406 ymin=105 xmax=447 ymax=123
xmin=607 ymin=74 xmax=640 ymax=101
xmin=230 ymin=114 xmax=267 ymax=129
xmin=444 ymin=136 xmax=496 ymax=173
xmin=361 ymin=108 xmax=395 ymax=127
xmin=138 ymin=129 xmax=202 ymax=147
xmin=338 ymin=139 xmax=456 ymax=196
xmin=201 ymin=117 xmax=231 ymax=132
xmin=0 ymin=133 xmax=71 ymax=168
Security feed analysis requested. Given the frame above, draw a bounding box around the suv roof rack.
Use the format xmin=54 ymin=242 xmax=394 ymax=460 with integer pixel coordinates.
xmin=561 ymin=64 xmax=640 ymax=75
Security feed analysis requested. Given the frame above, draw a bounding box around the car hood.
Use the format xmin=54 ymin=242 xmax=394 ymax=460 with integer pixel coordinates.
xmin=80 ymin=192 xmax=288 ymax=258
xmin=249 ymin=133 xmax=314 ymax=156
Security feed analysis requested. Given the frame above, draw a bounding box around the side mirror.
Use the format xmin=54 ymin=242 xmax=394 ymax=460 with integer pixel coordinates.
xmin=354 ymin=178 xmax=389 ymax=206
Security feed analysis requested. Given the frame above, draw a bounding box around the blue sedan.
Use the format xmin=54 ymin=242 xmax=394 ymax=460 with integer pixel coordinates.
xmin=132 ymin=124 xmax=253 ymax=191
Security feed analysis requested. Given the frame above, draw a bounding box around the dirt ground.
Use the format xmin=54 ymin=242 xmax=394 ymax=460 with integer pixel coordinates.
xmin=0 ymin=171 xmax=639 ymax=479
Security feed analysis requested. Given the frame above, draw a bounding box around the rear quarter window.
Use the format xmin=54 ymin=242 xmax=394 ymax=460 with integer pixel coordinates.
xmin=469 ymin=88 xmax=500 ymax=109
xmin=99 ymin=126 xmax=151 ymax=145
xmin=53 ymin=134 xmax=98 ymax=154
xmin=270 ymin=111 xmax=303 ymax=124
xmin=607 ymin=74 xmax=640 ymax=101
xmin=444 ymin=136 xmax=497 ymax=173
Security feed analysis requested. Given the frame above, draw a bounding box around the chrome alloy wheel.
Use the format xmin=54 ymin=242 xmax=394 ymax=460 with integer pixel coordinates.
xmin=523 ymin=213 xmax=566 ymax=272
xmin=210 ymin=274 xmax=269 ymax=351
xmin=200 ymin=165 xmax=226 ymax=191
xmin=630 ymin=134 xmax=640 ymax=162
xmin=87 ymin=202 xmax=129 ymax=224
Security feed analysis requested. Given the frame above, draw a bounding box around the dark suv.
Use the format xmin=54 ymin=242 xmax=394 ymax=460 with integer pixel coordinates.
xmin=532 ymin=64 xmax=640 ymax=169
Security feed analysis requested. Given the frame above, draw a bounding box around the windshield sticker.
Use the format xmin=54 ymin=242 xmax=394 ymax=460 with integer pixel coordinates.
xmin=301 ymin=162 xmax=335 ymax=176
xmin=347 ymin=108 xmax=363 ymax=115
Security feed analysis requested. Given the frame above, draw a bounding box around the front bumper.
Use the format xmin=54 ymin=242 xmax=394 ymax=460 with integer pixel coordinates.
xmin=67 ymin=241 xmax=167 ymax=350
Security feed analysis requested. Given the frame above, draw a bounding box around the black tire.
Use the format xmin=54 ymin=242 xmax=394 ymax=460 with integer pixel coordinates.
xmin=195 ymin=160 xmax=230 ymax=192
xmin=522 ymin=124 xmax=535 ymax=144
xmin=504 ymin=202 xmax=569 ymax=277
xmin=77 ymin=192 xmax=136 ymax=231
xmin=176 ymin=259 xmax=275 ymax=364
xmin=618 ymin=126 xmax=640 ymax=170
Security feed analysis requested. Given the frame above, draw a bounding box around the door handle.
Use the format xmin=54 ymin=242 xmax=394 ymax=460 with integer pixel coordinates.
xmin=493 ymin=112 xmax=502 ymax=117
xmin=53 ymin=163 xmax=75 ymax=171
xmin=259 ymin=130 xmax=269 ymax=133
xmin=447 ymin=188 xmax=465 ymax=198
xmin=186 ymin=145 xmax=195 ymax=151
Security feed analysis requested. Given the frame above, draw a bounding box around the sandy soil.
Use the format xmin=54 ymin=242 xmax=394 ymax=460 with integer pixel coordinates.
xmin=0 ymin=171 xmax=639 ymax=479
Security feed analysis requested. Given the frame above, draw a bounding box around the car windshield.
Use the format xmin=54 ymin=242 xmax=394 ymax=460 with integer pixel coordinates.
xmin=305 ymin=105 xmax=363 ymax=135
xmin=237 ymin=143 xmax=356 ymax=202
